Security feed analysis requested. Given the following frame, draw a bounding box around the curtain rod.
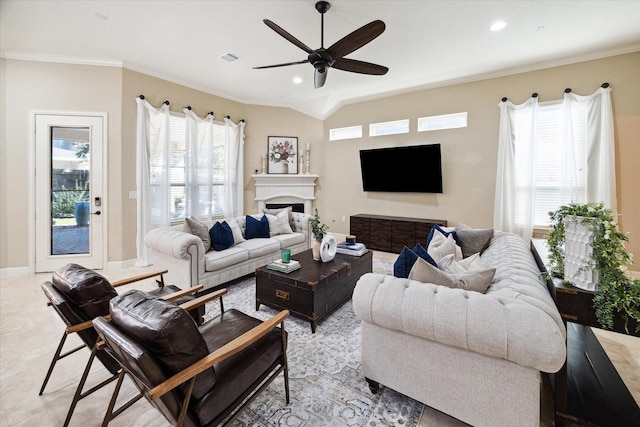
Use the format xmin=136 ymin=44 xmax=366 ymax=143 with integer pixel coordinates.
xmin=500 ymin=82 xmax=609 ymax=101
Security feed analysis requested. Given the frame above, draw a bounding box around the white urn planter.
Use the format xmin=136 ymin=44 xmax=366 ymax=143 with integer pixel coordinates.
xmin=564 ymin=216 xmax=600 ymax=291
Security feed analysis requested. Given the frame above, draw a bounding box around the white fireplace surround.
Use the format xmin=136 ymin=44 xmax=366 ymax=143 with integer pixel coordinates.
xmin=252 ymin=174 xmax=318 ymax=215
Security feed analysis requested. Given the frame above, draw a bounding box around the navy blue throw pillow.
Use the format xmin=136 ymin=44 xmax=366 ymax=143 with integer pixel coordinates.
xmin=412 ymin=243 xmax=438 ymax=267
xmin=245 ymin=215 xmax=270 ymax=239
xmin=394 ymin=246 xmax=420 ymax=278
xmin=427 ymin=224 xmax=461 ymax=247
xmin=209 ymin=221 xmax=234 ymax=251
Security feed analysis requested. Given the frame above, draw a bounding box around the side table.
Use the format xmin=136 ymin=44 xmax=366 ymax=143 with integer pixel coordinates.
xmin=531 ymin=238 xmax=640 ymax=427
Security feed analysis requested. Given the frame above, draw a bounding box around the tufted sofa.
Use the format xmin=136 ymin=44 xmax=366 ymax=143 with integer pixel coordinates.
xmin=145 ymin=212 xmax=312 ymax=291
xmin=353 ymin=231 xmax=566 ymax=427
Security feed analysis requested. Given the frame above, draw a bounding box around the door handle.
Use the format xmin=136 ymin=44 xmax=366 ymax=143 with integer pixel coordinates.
xmin=91 ymin=210 xmax=101 ymax=215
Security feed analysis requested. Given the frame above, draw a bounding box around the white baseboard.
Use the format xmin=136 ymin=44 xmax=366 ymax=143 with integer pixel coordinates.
xmin=0 ymin=266 xmax=30 ymax=278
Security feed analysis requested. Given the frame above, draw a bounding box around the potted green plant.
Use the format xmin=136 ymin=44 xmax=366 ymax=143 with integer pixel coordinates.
xmin=547 ymin=202 xmax=640 ymax=333
xmin=310 ymin=208 xmax=329 ymax=261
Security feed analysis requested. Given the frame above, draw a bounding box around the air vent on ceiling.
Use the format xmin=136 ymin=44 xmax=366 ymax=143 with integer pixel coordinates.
xmin=219 ymin=52 xmax=240 ymax=63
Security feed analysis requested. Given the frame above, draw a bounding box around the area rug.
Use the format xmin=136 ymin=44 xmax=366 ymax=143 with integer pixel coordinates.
xmin=203 ymin=258 xmax=423 ymax=427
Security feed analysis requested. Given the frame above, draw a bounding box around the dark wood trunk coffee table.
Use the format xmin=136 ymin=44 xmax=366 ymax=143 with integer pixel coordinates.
xmin=255 ymin=248 xmax=373 ymax=333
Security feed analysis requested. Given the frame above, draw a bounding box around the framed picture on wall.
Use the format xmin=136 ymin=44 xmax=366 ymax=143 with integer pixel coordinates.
xmin=268 ymin=136 xmax=298 ymax=174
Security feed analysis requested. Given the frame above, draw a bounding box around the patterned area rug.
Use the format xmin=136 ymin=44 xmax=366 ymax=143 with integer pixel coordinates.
xmin=203 ymin=258 xmax=422 ymax=427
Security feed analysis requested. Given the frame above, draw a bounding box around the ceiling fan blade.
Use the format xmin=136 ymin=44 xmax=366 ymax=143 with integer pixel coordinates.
xmin=314 ymin=69 xmax=328 ymax=88
xmin=332 ymin=58 xmax=388 ymax=75
xmin=263 ymin=19 xmax=313 ymax=54
xmin=253 ymin=59 xmax=309 ymax=70
xmin=328 ymin=20 xmax=386 ymax=59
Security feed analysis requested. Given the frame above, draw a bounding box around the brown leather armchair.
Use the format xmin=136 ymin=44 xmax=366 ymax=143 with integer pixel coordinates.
xmin=93 ymin=289 xmax=290 ymax=427
xmin=40 ymin=263 xmax=203 ymax=427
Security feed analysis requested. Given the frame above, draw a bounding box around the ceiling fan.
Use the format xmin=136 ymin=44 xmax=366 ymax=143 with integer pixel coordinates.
xmin=254 ymin=1 xmax=388 ymax=88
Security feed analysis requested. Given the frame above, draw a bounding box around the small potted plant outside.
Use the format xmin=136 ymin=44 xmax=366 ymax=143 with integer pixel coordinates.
xmin=311 ymin=208 xmax=329 ymax=261
xmin=547 ymin=202 xmax=640 ymax=333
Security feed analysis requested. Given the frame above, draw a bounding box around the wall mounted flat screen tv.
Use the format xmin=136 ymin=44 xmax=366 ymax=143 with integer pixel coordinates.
xmin=359 ymin=143 xmax=443 ymax=193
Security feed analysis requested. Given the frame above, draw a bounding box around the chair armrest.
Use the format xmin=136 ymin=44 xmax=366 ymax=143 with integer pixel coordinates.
xmin=177 ymin=289 xmax=226 ymax=313
xmin=111 ymin=270 xmax=169 ymax=288
xmin=161 ymin=285 xmax=203 ymax=301
xmin=148 ymin=309 xmax=289 ymax=400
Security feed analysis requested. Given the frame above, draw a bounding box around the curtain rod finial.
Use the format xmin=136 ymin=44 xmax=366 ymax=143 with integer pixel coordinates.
xmin=564 ymin=88 xmax=572 ymax=93
xmin=602 ymin=82 xmax=610 ymax=88
xmin=225 ymin=115 xmax=230 ymax=119
xmin=240 ymin=119 xmax=245 ymax=123
xmin=139 ymin=95 xmax=145 ymax=99
xmin=163 ymin=100 xmax=170 ymax=105
xmin=501 ymin=97 xmax=507 ymax=102
xmin=186 ymin=106 xmax=192 ymax=110
xmin=208 ymin=111 xmax=214 ymax=116
xmin=531 ymin=92 xmax=538 ymax=98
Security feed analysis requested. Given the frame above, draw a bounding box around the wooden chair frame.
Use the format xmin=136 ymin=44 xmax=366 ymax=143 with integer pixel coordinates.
xmin=97 ymin=289 xmax=290 ymax=427
xmin=40 ymin=269 xmax=202 ymax=427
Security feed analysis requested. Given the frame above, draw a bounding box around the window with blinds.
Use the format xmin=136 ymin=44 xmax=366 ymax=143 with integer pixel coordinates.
xmin=168 ymin=115 xmax=225 ymax=220
xmin=514 ymin=101 xmax=588 ymax=226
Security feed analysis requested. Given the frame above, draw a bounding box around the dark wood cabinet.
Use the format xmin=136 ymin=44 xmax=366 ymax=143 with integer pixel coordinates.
xmin=350 ymin=214 xmax=447 ymax=253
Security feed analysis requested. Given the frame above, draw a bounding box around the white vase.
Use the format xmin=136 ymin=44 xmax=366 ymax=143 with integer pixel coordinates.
xmin=312 ymin=239 xmax=321 ymax=261
xmin=564 ymin=215 xmax=599 ymax=291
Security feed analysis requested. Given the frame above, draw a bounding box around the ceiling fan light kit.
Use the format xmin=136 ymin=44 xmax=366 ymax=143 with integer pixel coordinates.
xmin=254 ymin=1 xmax=388 ymax=88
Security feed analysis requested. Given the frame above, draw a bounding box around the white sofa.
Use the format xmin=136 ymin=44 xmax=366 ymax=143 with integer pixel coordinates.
xmin=145 ymin=212 xmax=312 ymax=290
xmin=352 ymin=231 xmax=566 ymax=427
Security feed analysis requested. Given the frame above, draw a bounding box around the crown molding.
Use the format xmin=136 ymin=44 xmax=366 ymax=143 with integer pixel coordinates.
xmin=0 ymin=50 xmax=122 ymax=68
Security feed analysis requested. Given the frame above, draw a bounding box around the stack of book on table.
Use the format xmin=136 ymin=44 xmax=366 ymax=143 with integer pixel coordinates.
xmin=336 ymin=242 xmax=368 ymax=256
xmin=267 ymin=259 xmax=301 ymax=273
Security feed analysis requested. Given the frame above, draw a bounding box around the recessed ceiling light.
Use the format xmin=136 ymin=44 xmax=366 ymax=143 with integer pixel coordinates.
xmin=219 ymin=52 xmax=240 ymax=63
xmin=490 ymin=20 xmax=507 ymax=32
xmin=293 ymin=76 xmax=303 ymax=84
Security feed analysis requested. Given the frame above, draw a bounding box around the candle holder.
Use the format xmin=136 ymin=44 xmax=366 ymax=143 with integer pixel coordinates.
xmin=305 ymin=150 xmax=311 ymax=174
xmin=299 ymin=154 xmax=304 ymax=174
xmin=261 ymin=156 xmax=267 ymax=174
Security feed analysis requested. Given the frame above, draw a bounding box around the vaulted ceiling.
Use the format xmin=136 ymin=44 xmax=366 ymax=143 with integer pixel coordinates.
xmin=1 ymin=1 xmax=639 ymax=119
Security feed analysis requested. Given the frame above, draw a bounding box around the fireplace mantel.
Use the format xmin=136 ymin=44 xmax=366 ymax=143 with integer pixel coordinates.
xmin=252 ymin=174 xmax=318 ymax=214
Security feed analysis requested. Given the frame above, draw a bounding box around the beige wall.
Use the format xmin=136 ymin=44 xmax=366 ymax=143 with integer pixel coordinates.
xmin=1 ymin=52 xmax=638 ymax=271
xmin=0 ymin=59 xmax=123 ymax=270
xmin=322 ymin=52 xmax=640 ymax=264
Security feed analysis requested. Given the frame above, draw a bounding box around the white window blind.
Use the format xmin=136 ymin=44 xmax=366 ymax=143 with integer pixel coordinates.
xmin=514 ymin=102 xmax=587 ymax=226
xmin=167 ymin=114 xmax=225 ymax=220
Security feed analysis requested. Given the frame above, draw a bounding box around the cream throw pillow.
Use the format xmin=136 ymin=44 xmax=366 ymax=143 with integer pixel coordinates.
xmin=427 ymin=231 xmax=462 ymax=265
xmin=226 ymin=217 xmax=246 ymax=244
xmin=185 ymin=217 xmax=211 ymax=251
xmin=408 ymin=257 xmax=496 ymax=293
xmin=266 ymin=210 xmax=293 ymax=236
xmin=437 ymin=252 xmax=483 ymax=273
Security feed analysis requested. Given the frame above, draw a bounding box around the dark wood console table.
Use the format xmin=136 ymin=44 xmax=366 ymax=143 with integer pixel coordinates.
xmin=531 ymin=238 xmax=640 ymax=427
xmin=350 ymin=214 xmax=447 ymax=253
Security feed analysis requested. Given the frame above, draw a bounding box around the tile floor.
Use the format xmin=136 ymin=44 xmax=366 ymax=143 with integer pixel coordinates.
xmin=1 ymin=255 xmax=638 ymax=427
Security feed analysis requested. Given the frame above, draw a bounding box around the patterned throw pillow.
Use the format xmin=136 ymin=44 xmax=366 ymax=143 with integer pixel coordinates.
xmin=426 ymin=227 xmax=462 ymax=265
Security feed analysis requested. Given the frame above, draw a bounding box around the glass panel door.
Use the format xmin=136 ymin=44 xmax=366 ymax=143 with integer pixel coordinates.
xmin=35 ymin=114 xmax=104 ymax=272
xmin=51 ymin=127 xmax=91 ymax=255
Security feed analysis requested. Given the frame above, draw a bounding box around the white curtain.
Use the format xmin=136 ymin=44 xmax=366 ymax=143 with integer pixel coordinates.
xmin=494 ymin=86 xmax=616 ymax=241
xmin=223 ymin=117 xmax=245 ymax=217
xmin=564 ymin=87 xmax=616 ymax=210
xmin=135 ymin=98 xmax=170 ymax=266
xmin=493 ymin=97 xmax=538 ymax=242
xmin=184 ymin=109 xmax=215 ymax=219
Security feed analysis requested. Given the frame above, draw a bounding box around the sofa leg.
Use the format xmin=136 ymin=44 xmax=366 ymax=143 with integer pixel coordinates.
xmin=365 ymin=378 xmax=379 ymax=394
